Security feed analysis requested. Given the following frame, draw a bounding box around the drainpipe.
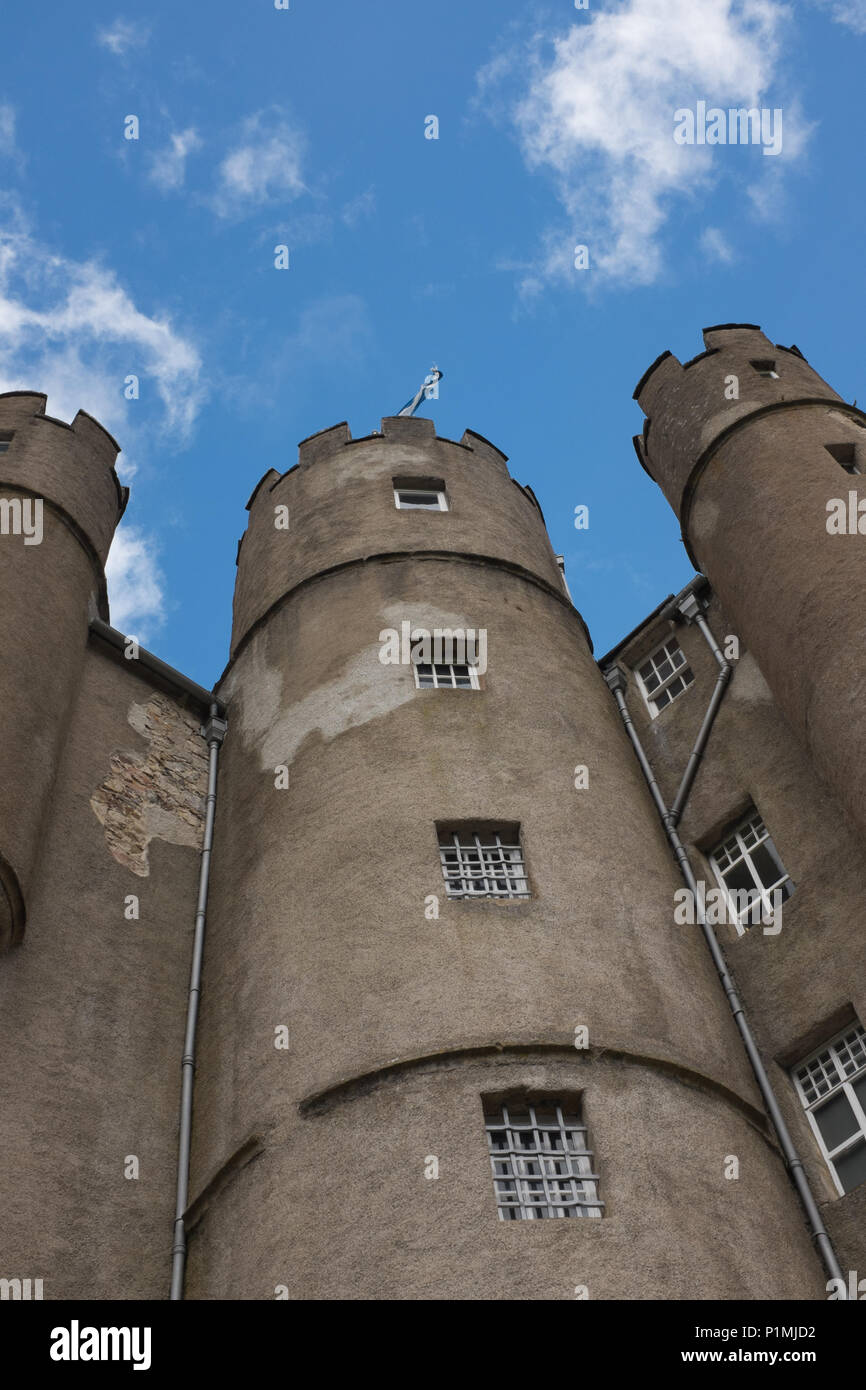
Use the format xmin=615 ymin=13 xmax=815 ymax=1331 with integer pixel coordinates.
xmin=170 ymin=702 xmax=227 ymax=1300
xmin=603 ymin=619 xmax=843 ymax=1289
xmin=667 ymin=593 xmax=732 ymax=828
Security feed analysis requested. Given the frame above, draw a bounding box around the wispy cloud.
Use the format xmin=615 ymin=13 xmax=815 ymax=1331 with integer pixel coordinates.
xmin=105 ymin=526 xmax=165 ymax=642
xmin=212 ymin=110 xmax=306 ymax=218
xmin=0 ymin=104 xmax=18 ymax=160
xmin=478 ymin=0 xmax=806 ymax=289
xmin=0 ymin=216 xmax=205 ymax=442
xmin=700 ymin=226 xmax=736 ymax=263
xmin=811 ymin=0 xmax=866 ymax=31
xmin=148 ymin=128 xmax=202 ymax=192
xmin=96 ymin=19 xmax=150 ymax=57
xmin=341 ymin=188 xmax=376 ymax=227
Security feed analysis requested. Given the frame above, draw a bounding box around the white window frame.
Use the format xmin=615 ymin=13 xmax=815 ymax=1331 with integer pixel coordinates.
xmin=413 ymin=661 xmax=479 ymax=690
xmin=394 ymin=486 xmax=448 ymax=511
xmin=438 ymin=829 xmax=529 ymax=899
xmin=634 ymin=637 xmax=695 ymax=717
xmin=484 ymin=1100 xmax=604 ymax=1220
xmin=708 ymin=809 xmax=793 ymax=926
xmin=792 ymin=1024 xmax=866 ymax=1197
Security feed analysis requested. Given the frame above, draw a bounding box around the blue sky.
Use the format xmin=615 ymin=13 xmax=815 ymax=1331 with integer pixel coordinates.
xmin=1 ymin=0 xmax=863 ymax=685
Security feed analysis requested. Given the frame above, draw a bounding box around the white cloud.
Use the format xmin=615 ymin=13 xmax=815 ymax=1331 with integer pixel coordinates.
xmin=700 ymin=226 xmax=736 ymax=262
xmin=213 ymin=110 xmax=306 ymax=218
xmin=96 ymin=19 xmax=150 ymax=56
xmin=105 ymin=526 xmax=165 ymax=642
xmin=0 ymin=221 xmax=205 ymax=441
xmin=148 ymin=128 xmax=202 ymax=192
xmin=811 ymin=0 xmax=866 ymax=30
xmin=480 ymin=0 xmax=805 ymax=288
xmin=341 ymin=188 xmax=376 ymax=227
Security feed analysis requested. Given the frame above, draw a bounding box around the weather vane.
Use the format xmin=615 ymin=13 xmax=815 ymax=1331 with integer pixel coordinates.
xmin=397 ymin=365 xmax=443 ymax=418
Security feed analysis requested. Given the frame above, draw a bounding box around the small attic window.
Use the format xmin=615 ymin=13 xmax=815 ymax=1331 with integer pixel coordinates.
xmin=826 ymin=442 xmax=861 ymax=475
xmin=393 ymin=476 xmax=448 ymax=511
xmin=0 ymin=431 xmax=14 ymax=453
xmin=750 ymin=360 xmax=779 ymax=379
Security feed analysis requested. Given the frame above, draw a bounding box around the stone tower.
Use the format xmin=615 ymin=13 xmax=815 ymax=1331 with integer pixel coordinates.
xmin=0 ymin=392 xmax=127 ymax=950
xmin=182 ymin=414 xmax=825 ymax=1300
xmin=634 ymin=324 xmax=866 ymax=842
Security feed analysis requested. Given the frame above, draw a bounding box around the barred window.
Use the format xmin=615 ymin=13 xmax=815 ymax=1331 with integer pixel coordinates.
xmin=793 ymin=1023 xmax=866 ymax=1196
xmin=484 ymin=1099 xmax=603 ymax=1220
xmin=709 ymin=808 xmax=793 ymax=924
xmin=635 ymin=638 xmax=694 ymax=716
xmin=414 ymin=661 xmax=478 ymax=690
xmin=437 ymin=825 xmax=529 ymax=899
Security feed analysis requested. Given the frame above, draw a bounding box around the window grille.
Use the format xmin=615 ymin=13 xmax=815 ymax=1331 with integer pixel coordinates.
xmin=414 ymin=661 xmax=478 ymax=689
xmin=484 ymin=1100 xmax=603 ymax=1220
xmin=438 ymin=828 xmax=529 ymax=899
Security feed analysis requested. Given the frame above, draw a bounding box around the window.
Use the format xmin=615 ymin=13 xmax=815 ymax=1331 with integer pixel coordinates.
xmin=414 ymin=661 xmax=478 ymax=689
xmin=826 ymin=442 xmax=861 ymax=475
xmin=793 ymin=1023 xmax=866 ymax=1196
xmin=0 ymin=431 xmax=13 ymax=453
xmin=484 ymin=1098 xmax=603 ymax=1220
xmin=635 ymin=637 xmax=695 ymax=716
xmin=750 ymin=359 xmax=779 ymax=379
xmin=437 ymin=824 xmax=529 ymax=898
xmin=393 ymin=476 xmax=448 ymax=511
xmin=709 ymin=808 xmax=793 ymax=924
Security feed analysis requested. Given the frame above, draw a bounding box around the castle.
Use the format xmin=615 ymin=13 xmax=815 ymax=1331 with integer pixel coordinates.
xmin=1 ymin=322 xmax=864 ymax=1301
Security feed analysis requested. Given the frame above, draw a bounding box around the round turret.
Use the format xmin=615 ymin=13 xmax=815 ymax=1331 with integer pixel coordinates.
xmin=0 ymin=392 xmax=126 ymax=948
xmin=185 ymin=413 xmax=825 ymax=1299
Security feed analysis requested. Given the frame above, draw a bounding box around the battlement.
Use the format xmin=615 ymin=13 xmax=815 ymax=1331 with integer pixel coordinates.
xmin=245 ymin=416 xmax=511 ymax=513
xmin=232 ymin=415 xmax=564 ymax=657
xmin=631 ymin=325 xmax=853 ymax=519
xmin=0 ymin=391 xmax=127 ymax=561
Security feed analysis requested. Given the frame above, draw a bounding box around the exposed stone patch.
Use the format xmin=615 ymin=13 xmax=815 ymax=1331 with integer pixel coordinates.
xmin=90 ymin=694 xmax=208 ymax=877
xmin=224 ymin=600 xmax=480 ymax=771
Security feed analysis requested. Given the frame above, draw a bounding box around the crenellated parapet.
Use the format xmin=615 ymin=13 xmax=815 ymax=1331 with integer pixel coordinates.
xmin=229 ymin=413 xmax=566 ymax=659
xmin=0 ymin=391 xmax=127 ymax=563
xmin=634 ymin=323 xmax=866 ymax=843
xmin=632 ymin=325 xmax=866 ymax=563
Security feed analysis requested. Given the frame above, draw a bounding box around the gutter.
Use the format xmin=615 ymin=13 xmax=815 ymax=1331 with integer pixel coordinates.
xmin=602 ymin=595 xmax=843 ymax=1290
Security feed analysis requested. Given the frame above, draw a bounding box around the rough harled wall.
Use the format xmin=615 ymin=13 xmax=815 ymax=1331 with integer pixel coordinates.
xmin=634 ymin=325 xmax=866 ymax=843
xmin=610 ymin=589 xmax=866 ymax=1279
xmin=186 ymin=415 xmax=825 ymax=1300
xmin=0 ymin=642 xmax=209 ymax=1299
